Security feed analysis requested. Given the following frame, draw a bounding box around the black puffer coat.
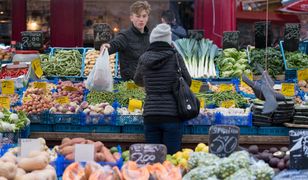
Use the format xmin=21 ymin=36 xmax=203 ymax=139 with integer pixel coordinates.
xmin=108 ymin=25 xmax=150 ymax=81
xmin=134 ymin=42 xmax=191 ymax=117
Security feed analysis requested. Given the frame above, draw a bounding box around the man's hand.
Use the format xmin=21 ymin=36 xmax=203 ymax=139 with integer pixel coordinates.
xmin=100 ymin=43 xmax=110 ymax=52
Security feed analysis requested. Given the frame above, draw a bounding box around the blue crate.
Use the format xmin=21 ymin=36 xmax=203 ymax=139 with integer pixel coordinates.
xmin=215 ymin=112 xmax=252 ymax=126
xmin=53 ymin=124 xmax=121 ymax=133
xmin=299 ymin=41 xmax=308 ymax=54
xmin=47 ymin=47 xmax=85 ymax=81
xmin=239 ymin=126 xmax=258 ymax=135
xmin=122 ymin=124 xmax=143 ymax=134
xmin=0 ymin=132 xmax=20 ymax=144
xmin=183 ymin=125 xmax=191 ymax=134
xmin=95 ymin=125 xmax=121 ymax=133
xmin=0 ymin=144 xmax=16 ymax=157
xmin=54 ymin=145 xmax=123 ymax=177
xmin=117 ymin=115 xmax=143 ymax=125
xmin=20 ymin=125 xmax=30 ymax=138
xmin=258 ymin=126 xmax=289 ymax=136
xmin=187 ymin=113 xmax=214 ymax=125
xmin=191 ymin=125 xmax=210 ymax=134
xmin=50 ymin=113 xmax=84 ymax=124
xmin=28 ymin=111 xmax=52 ymax=124
xmin=81 ymin=112 xmax=117 ymax=126
xmin=30 ymin=124 xmax=54 ymax=132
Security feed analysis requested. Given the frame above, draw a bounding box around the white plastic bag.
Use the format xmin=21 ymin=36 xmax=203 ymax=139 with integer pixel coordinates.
xmin=86 ymin=50 xmax=113 ymax=92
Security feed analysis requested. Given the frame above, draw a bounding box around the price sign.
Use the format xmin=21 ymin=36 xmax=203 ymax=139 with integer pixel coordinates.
xmin=55 ymin=96 xmax=70 ymax=104
xmin=223 ymin=31 xmax=240 ymax=50
xmin=289 ymin=129 xmax=308 ymax=169
xmin=284 ymin=23 xmax=300 ymax=52
xmin=241 ymin=73 xmax=253 ymax=87
xmin=199 ymin=98 xmax=205 ymax=109
xmin=19 ymin=138 xmax=41 ymax=157
xmin=31 ymin=59 xmax=43 ymax=78
xmin=34 ymin=82 xmax=47 ymax=90
xmin=23 ymin=97 xmax=32 ymax=103
xmin=297 ymin=69 xmax=308 ymax=81
xmin=190 ymin=80 xmax=203 ymax=93
xmin=128 ymin=99 xmax=142 ymax=112
xmin=127 ymin=82 xmax=138 ymax=90
xmin=1 ymin=80 xmax=14 ymax=95
xmin=281 ymin=83 xmax=295 ymax=97
xmin=0 ymin=96 xmax=10 ymax=109
xmin=219 ymin=84 xmax=233 ymax=92
xmin=129 ymin=144 xmax=167 ymax=165
xmin=93 ymin=23 xmax=113 ymax=50
xmin=209 ymin=125 xmax=240 ymax=157
xmin=21 ymin=31 xmax=44 ymax=50
xmin=254 ymin=21 xmax=273 ymax=49
xmin=64 ymin=86 xmax=78 ymax=92
xmin=75 ymin=144 xmax=95 ymax=162
xmin=221 ymin=100 xmax=236 ymax=108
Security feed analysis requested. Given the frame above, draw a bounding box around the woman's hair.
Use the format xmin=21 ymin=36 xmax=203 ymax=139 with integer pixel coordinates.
xmin=130 ymin=1 xmax=151 ymax=15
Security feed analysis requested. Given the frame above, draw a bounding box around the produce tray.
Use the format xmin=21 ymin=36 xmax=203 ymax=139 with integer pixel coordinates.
xmin=53 ymin=124 xmax=121 ymax=133
xmin=191 ymin=125 xmax=210 ymax=134
xmin=257 ymin=126 xmax=289 ymax=136
xmin=183 ymin=125 xmax=191 ymax=134
xmin=187 ymin=113 xmax=214 ymax=125
xmin=239 ymin=126 xmax=258 ymax=135
xmin=47 ymin=47 xmax=86 ymax=81
xmin=299 ymin=41 xmax=308 ymax=54
xmin=0 ymin=132 xmax=20 ymax=144
xmin=121 ymin=124 xmax=144 ymax=134
xmin=20 ymin=125 xmax=30 ymax=138
xmin=28 ymin=111 xmax=52 ymax=124
xmin=54 ymin=145 xmax=123 ymax=177
xmin=82 ymin=113 xmax=117 ymax=125
xmin=30 ymin=124 xmax=54 ymax=132
xmin=117 ymin=115 xmax=143 ymax=125
xmin=50 ymin=113 xmax=85 ymax=124
xmin=215 ymin=112 xmax=252 ymax=126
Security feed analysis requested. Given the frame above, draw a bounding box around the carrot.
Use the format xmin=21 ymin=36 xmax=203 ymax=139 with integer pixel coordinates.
xmin=101 ymin=146 xmax=116 ymax=163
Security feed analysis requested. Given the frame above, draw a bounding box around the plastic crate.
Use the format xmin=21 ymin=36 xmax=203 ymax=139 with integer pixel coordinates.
xmin=30 ymin=124 xmax=54 ymax=132
xmin=50 ymin=113 xmax=85 ymax=124
xmin=0 ymin=132 xmax=20 ymax=144
xmin=20 ymin=125 xmax=30 ymax=138
xmin=183 ymin=125 xmax=191 ymax=134
xmin=117 ymin=115 xmax=143 ymax=125
xmin=258 ymin=126 xmax=289 ymax=136
xmin=54 ymin=145 xmax=123 ymax=177
xmin=81 ymin=112 xmax=117 ymax=126
xmin=215 ymin=112 xmax=252 ymax=126
xmin=239 ymin=126 xmax=258 ymax=135
xmin=47 ymin=47 xmax=85 ymax=81
xmin=191 ymin=125 xmax=210 ymax=134
xmin=0 ymin=144 xmax=16 ymax=157
xmin=54 ymin=124 xmax=121 ymax=133
xmin=122 ymin=124 xmax=144 ymax=134
xmin=28 ymin=111 xmax=52 ymax=124
xmin=187 ymin=113 xmax=215 ymax=125
xmin=299 ymin=41 xmax=308 ymax=54
xmin=95 ymin=125 xmax=121 ymax=133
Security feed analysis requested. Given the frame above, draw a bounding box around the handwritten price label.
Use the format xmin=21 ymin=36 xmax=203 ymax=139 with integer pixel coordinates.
xmin=127 ymin=82 xmax=138 ymax=90
xmin=1 ymin=80 xmax=14 ymax=95
xmin=221 ymin=100 xmax=235 ymax=108
xmin=219 ymin=84 xmax=233 ymax=92
xmin=297 ymin=69 xmax=308 ymax=81
xmin=190 ymin=80 xmax=203 ymax=93
xmin=64 ymin=86 xmax=78 ymax=92
xmin=128 ymin=99 xmax=143 ymax=112
xmin=0 ymin=96 xmax=10 ymax=109
xmin=33 ymin=82 xmax=47 ymax=90
xmin=281 ymin=83 xmax=295 ymax=97
xmin=55 ymin=96 xmax=70 ymax=104
xmin=31 ymin=58 xmax=43 ymax=78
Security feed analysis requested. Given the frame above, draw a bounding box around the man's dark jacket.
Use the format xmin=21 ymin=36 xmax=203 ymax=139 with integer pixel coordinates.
xmin=108 ymin=25 xmax=150 ymax=81
xmin=134 ymin=41 xmax=191 ymax=117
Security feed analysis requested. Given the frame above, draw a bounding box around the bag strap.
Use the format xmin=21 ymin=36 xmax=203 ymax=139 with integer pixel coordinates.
xmin=175 ymin=53 xmax=183 ymax=77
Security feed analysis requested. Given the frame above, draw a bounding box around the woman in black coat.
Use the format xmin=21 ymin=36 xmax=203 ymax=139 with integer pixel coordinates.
xmin=134 ymin=23 xmax=191 ymax=154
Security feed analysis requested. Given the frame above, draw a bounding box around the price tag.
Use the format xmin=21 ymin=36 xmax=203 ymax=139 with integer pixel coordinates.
xmin=297 ymin=69 xmax=308 ymax=81
xmin=199 ymin=98 xmax=205 ymax=109
xmin=1 ymin=80 xmax=14 ymax=95
xmin=64 ymin=86 xmax=78 ymax=92
xmin=130 ymin=144 xmax=167 ymax=165
xmin=75 ymin=144 xmax=95 ymax=162
xmin=128 ymin=99 xmax=143 ymax=112
xmin=219 ymin=84 xmax=233 ymax=92
xmin=289 ymin=130 xmax=308 ymax=169
xmin=241 ymin=73 xmax=253 ymax=87
xmin=33 ymin=82 xmax=47 ymax=90
xmin=20 ymin=138 xmax=41 ymax=157
xmin=0 ymin=96 xmax=10 ymax=109
xmin=55 ymin=96 xmax=70 ymax=104
xmin=23 ymin=97 xmax=32 ymax=103
xmin=221 ymin=100 xmax=235 ymax=108
xmin=281 ymin=83 xmax=295 ymax=97
xmin=127 ymin=82 xmax=138 ymax=90
xmin=190 ymin=80 xmax=203 ymax=93
xmin=31 ymin=58 xmax=43 ymax=78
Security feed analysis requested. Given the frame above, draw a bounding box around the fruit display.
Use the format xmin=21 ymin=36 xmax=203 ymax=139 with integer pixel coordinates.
xmin=298 ymin=80 xmax=308 ymax=93
xmin=84 ymin=49 xmax=116 ymax=76
xmin=248 ymin=145 xmax=290 ymax=173
xmin=0 ymin=109 xmax=30 ymax=132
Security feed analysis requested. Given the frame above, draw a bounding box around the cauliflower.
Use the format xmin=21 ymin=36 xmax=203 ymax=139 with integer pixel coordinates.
xmin=0 ymin=112 xmax=4 ymax=119
xmin=9 ymin=113 xmax=19 ymax=123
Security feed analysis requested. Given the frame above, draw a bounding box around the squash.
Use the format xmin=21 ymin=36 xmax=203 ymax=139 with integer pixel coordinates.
xmin=122 ymin=161 xmax=149 ymax=180
xmin=62 ymin=162 xmax=86 ymax=180
xmin=0 ymin=161 xmax=17 ymax=180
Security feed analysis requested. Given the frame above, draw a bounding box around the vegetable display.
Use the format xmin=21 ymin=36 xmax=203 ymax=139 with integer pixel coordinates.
xmin=250 ymin=48 xmax=284 ymax=77
xmin=174 ymin=38 xmax=218 ymax=78
xmin=0 ymin=67 xmax=28 ymax=79
xmin=197 ymin=91 xmax=248 ymax=108
xmin=0 ymin=109 xmax=30 ymax=132
xmin=84 ymin=49 xmax=116 ymax=76
xmin=114 ymin=81 xmax=145 ymax=107
xmin=0 ymin=48 xmax=12 ymax=61
xmin=42 ymin=49 xmax=82 ymax=76
xmin=216 ymin=48 xmax=251 ymax=78
xmin=298 ymin=80 xmax=308 ymax=92
xmin=285 ymin=51 xmax=308 ymax=69
xmin=52 ymin=81 xmax=85 ymax=104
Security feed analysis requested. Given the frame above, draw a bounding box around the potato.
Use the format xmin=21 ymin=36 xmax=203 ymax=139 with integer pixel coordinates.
xmin=0 ymin=161 xmax=17 ymax=179
xmin=18 ymin=154 xmax=48 ymax=171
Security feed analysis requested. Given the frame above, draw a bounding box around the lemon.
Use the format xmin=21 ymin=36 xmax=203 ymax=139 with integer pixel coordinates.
xmin=195 ymin=143 xmax=207 ymax=152
xmin=173 ymin=151 xmax=183 ymax=160
xmin=178 ymin=158 xmax=188 ymax=169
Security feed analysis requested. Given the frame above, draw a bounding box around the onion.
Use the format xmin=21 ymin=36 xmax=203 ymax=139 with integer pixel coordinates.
xmin=80 ymin=101 xmax=89 ymax=109
xmin=68 ymin=106 xmax=76 ymax=113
